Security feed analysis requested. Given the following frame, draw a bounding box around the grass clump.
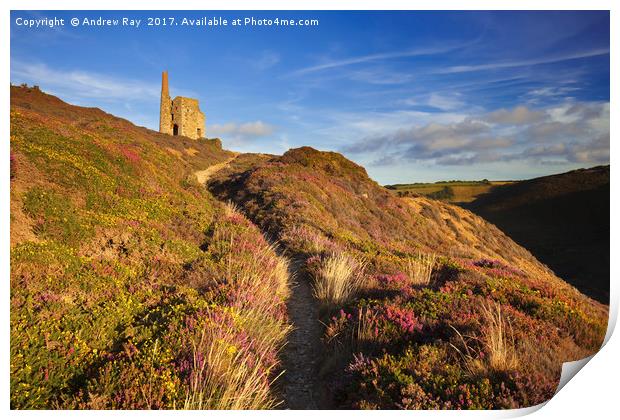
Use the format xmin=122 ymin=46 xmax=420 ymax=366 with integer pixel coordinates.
xmin=183 ymin=309 xmax=288 ymax=410
xmin=313 ymin=253 xmax=366 ymax=309
xmin=449 ymin=300 xmax=517 ymax=377
xmin=480 ymin=301 xmax=518 ymax=373
xmin=404 ymin=253 xmax=436 ymax=286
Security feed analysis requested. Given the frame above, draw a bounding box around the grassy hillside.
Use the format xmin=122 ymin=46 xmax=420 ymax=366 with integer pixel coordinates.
xmin=386 ymin=180 xmax=515 ymax=203
xmin=10 ymin=86 xmax=609 ymax=410
xmin=10 ymin=86 xmax=291 ymax=409
xmin=209 ymin=147 xmax=608 ymax=409
xmin=465 ymin=166 xmax=610 ymax=303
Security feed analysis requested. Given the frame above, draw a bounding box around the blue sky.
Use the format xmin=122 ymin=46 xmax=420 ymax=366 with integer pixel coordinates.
xmin=10 ymin=10 xmax=609 ymax=183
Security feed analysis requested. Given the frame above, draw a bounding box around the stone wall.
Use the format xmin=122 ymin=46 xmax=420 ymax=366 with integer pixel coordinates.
xmin=171 ymin=96 xmax=206 ymax=140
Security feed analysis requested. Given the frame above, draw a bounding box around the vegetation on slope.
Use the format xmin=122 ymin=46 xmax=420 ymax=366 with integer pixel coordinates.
xmin=208 ymin=147 xmax=608 ymax=409
xmin=10 ymin=86 xmax=290 ymax=409
xmin=10 ymin=85 xmax=609 ymax=410
xmin=385 ymin=180 xmax=513 ymax=203
xmin=465 ymin=166 xmax=610 ymax=303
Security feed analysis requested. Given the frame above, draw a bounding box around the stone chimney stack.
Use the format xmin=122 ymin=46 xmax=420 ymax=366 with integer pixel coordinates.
xmin=159 ymin=71 xmax=172 ymax=135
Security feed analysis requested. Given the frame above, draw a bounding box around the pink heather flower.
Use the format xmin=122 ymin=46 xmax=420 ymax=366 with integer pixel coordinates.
xmin=10 ymin=152 xmax=16 ymax=180
xmin=347 ymin=353 xmax=371 ymax=373
xmin=376 ymin=272 xmax=408 ymax=286
xmin=121 ymin=148 xmax=141 ymax=163
xmin=226 ymin=212 xmax=246 ymax=224
xmin=385 ymin=305 xmax=422 ymax=334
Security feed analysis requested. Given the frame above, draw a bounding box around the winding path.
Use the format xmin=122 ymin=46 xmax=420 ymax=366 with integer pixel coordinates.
xmin=198 ymin=156 xmax=326 ymax=409
xmin=279 ymin=258 xmax=325 ymax=409
xmin=194 ymin=154 xmax=238 ymax=184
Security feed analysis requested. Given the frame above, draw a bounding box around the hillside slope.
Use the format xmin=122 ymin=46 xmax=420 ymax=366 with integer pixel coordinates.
xmin=465 ymin=166 xmax=609 ymax=303
xmin=10 ymin=86 xmax=291 ymax=409
xmin=10 ymin=87 xmax=609 ymax=410
xmin=209 ymin=147 xmax=608 ymax=409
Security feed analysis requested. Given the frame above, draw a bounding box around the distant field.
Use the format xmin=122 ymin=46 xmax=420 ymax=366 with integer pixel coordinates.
xmin=385 ymin=180 xmax=515 ymax=203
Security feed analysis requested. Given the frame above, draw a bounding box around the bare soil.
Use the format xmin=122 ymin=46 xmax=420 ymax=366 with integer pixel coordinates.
xmin=279 ymin=258 xmax=326 ymax=409
xmin=194 ymin=154 xmax=239 ymax=184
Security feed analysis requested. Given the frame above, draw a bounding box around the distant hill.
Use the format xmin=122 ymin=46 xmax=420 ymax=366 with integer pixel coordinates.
xmin=465 ymin=166 xmax=610 ymax=303
xmin=210 ymin=148 xmax=563 ymax=273
xmin=385 ymin=180 xmax=515 ymax=203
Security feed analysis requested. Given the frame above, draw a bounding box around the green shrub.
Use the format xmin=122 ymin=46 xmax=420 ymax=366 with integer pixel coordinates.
xmin=23 ymin=187 xmax=93 ymax=247
xmin=426 ymin=186 xmax=455 ymax=200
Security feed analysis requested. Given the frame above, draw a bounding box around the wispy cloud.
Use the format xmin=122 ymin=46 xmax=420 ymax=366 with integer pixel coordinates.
xmin=347 ymin=67 xmax=415 ymax=85
xmin=483 ymin=106 xmax=546 ymax=125
xmin=11 ymin=60 xmax=160 ymax=101
xmin=290 ymin=43 xmax=465 ymax=76
xmin=210 ymin=121 xmax=274 ymax=137
xmin=208 ymin=121 xmax=276 ymax=147
xmin=253 ymin=50 xmax=281 ymax=70
xmin=10 ymin=60 xmax=206 ymax=129
xmin=523 ymin=85 xmax=581 ymax=104
xmin=342 ymin=101 xmax=609 ymax=168
xmin=438 ymin=48 xmax=609 ymax=74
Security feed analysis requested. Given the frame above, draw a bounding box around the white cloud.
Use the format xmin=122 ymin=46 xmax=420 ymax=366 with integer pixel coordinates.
xmin=427 ymin=93 xmax=465 ymax=111
xmin=253 ymin=51 xmax=280 ymax=70
xmin=344 ymin=119 xmax=505 ymax=157
xmin=347 ymin=68 xmax=415 ymax=85
xmin=398 ymin=92 xmax=472 ymax=112
xmin=483 ymin=106 xmax=546 ymax=125
xmin=11 ymin=60 xmax=160 ymax=101
xmin=438 ymin=48 xmax=610 ymax=74
xmin=290 ymin=43 xmax=465 ymax=76
xmin=567 ymin=133 xmax=609 ymax=163
xmin=342 ymin=101 xmax=609 ymax=167
xmin=525 ymin=86 xmax=580 ymax=102
xmin=208 ymin=121 xmax=275 ymax=146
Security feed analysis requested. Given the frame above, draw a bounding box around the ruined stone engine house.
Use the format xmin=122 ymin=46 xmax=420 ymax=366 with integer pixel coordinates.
xmin=159 ymin=71 xmax=206 ymax=140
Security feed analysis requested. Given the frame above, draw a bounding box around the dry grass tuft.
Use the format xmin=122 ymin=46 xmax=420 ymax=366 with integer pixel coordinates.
xmin=480 ymin=301 xmax=518 ymax=372
xmin=449 ymin=301 xmax=517 ymax=376
xmin=183 ymin=315 xmax=287 ymax=410
xmin=404 ymin=252 xmax=436 ymax=286
xmin=354 ymin=306 xmax=380 ymax=351
xmin=313 ymin=253 xmax=366 ymax=308
xmin=223 ymin=200 xmax=241 ymax=218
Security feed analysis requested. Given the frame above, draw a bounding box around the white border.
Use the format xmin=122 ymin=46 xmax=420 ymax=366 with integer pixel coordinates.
xmin=2 ymin=1 xmax=616 ymax=419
